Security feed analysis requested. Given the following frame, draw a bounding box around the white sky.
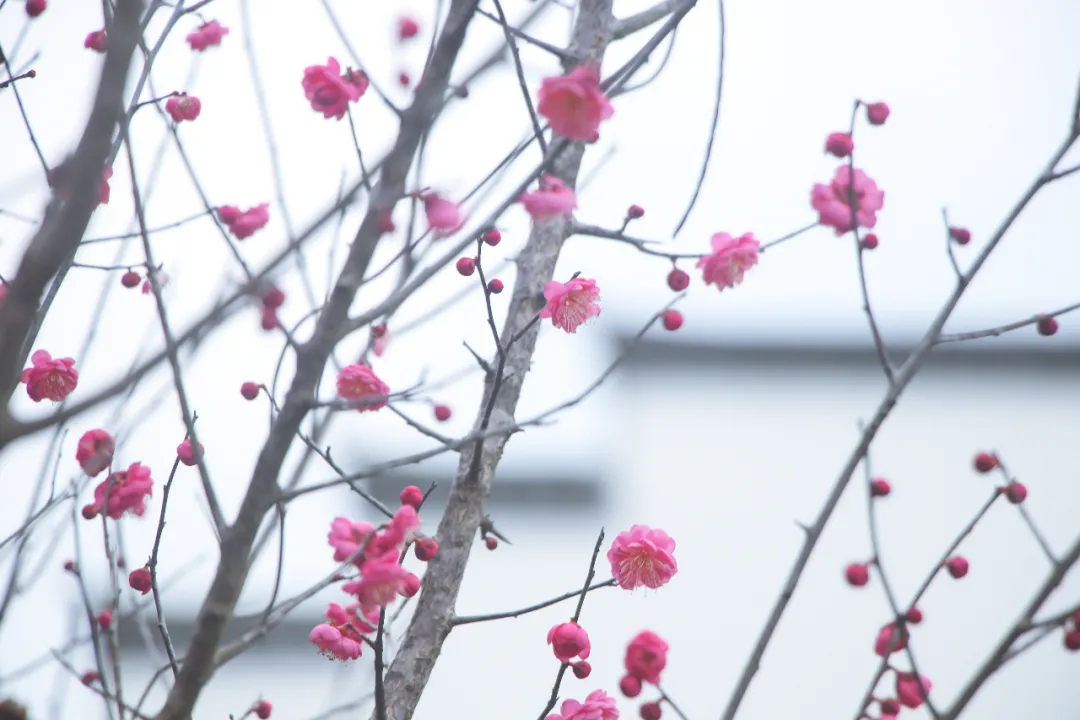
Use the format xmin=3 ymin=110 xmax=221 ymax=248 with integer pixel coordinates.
xmin=2 ymin=0 xmax=1080 ymax=718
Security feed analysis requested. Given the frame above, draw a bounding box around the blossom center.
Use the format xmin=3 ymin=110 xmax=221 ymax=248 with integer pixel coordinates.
xmin=314 ymin=86 xmax=342 ymax=107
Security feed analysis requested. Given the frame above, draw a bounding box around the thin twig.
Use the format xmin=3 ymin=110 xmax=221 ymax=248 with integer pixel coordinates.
xmin=536 ymin=530 xmax=606 ymax=720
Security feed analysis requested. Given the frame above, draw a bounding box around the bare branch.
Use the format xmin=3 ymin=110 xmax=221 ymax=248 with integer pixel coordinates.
xmin=153 ymin=3 xmax=486 ymax=717
xmin=610 ymin=0 xmax=686 ymax=40
xmin=720 ymin=121 xmax=1080 ymax=720
xmin=0 ymin=0 xmax=143 ymax=408
xmin=453 ymin=579 xmax=616 ymax=626
xmin=375 ymin=4 xmax=616 ymax=718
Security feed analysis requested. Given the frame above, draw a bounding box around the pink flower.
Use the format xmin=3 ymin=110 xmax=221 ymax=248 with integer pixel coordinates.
xmin=400 ymin=485 xmax=424 ymax=509
xmin=336 ymin=363 xmax=389 ymax=412
xmin=607 ymin=525 xmax=677 ymax=590
xmin=398 ymin=16 xmax=420 ymax=40
xmin=186 ymin=20 xmax=229 ymax=52
xmin=387 ymin=505 xmax=421 ymax=547
xmin=309 ymin=602 xmax=375 ymax=661
xmin=373 ymin=328 xmax=391 ymax=357
xmin=141 ymin=269 xmax=170 ymax=294
xmin=537 ymin=67 xmax=614 ymax=141
xmin=98 ymin=165 xmax=112 ymax=206
xmin=540 ymin=278 xmax=601 ymax=334
xmin=555 ymin=690 xmax=619 ymax=720
xmin=176 ymin=438 xmax=203 ymax=467
xmin=20 ymin=349 xmax=78 ymax=402
xmin=624 ymin=631 xmax=668 ymax=684
xmin=825 ymin=132 xmax=853 ymax=158
xmin=866 ymin=101 xmax=890 ymax=126
xmin=85 ymin=30 xmax=107 ymax=53
xmin=343 ymin=552 xmax=415 ymax=608
xmin=302 ymin=58 xmax=366 ymax=120
xmin=82 ymin=462 xmax=153 ymax=520
xmin=810 ymin=166 xmax=885 ymax=236
xmin=128 ymin=566 xmax=152 ymax=594
xmin=547 ymin=621 xmax=591 ymax=663
xmin=328 ymin=517 xmax=377 ymax=564
xmin=874 ymin=622 xmax=909 ymax=657
xmin=696 ymin=232 xmax=759 ymax=292
xmin=895 ymin=672 xmax=932 ymax=709
xmin=76 ymin=429 xmax=115 ymax=477
xmin=218 ymin=203 xmax=269 ymax=240
xmin=520 ymin=175 xmax=577 ymax=220
xmin=421 ymin=192 xmax=465 ymax=237
xmin=165 ymin=93 xmax=201 ymax=122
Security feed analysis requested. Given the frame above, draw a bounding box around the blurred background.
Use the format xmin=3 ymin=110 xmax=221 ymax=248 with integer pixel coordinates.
xmin=1 ymin=0 xmax=1079 ymax=718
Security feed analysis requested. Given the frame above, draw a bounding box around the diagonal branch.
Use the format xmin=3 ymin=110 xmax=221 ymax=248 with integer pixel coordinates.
xmin=151 ymin=3 xmax=485 ymax=718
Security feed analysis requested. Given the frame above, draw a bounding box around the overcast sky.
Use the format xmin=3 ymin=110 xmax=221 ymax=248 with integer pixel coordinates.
xmin=2 ymin=0 xmax=1080 ymax=718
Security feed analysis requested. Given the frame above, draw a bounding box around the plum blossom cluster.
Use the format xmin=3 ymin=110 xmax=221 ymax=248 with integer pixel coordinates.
xmin=811 ymin=100 xmax=888 ymax=237
xmin=312 ymin=498 xmax=435 ymax=661
xmin=217 ymin=204 xmax=270 ymax=240
xmin=534 ymin=528 xmax=676 ymax=715
xmin=544 ymin=690 xmax=618 ymax=720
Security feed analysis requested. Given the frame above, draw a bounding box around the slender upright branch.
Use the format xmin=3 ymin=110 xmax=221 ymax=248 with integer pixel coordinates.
xmin=0 ymin=0 xmax=143 ymax=412
xmin=376 ymin=5 xmax=615 ymax=718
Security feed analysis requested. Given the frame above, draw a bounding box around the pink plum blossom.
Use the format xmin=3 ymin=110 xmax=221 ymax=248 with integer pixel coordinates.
xmin=302 ymin=58 xmax=367 ymax=120
xmin=98 ymin=165 xmax=112 ymax=205
xmin=607 ymin=525 xmax=677 ymax=590
xmin=537 ymin=67 xmax=614 ymax=141
xmin=20 ymin=350 xmax=78 ymax=402
xmin=874 ymin=622 xmax=909 ymax=657
xmin=217 ymin=203 xmax=269 ymax=240
xmin=520 ymin=175 xmax=577 ymax=220
xmin=165 ymin=93 xmax=201 ymax=122
xmin=895 ymin=672 xmax=933 ymax=709
xmin=328 ymin=517 xmax=377 ymax=564
xmin=810 ymin=166 xmax=885 ymax=236
xmin=624 ymin=631 xmax=668 ymax=684
xmin=550 ymin=690 xmax=619 ymax=720
xmin=421 ymin=192 xmax=465 ymax=237
xmin=309 ymin=602 xmax=377 ymax=661
xmin=696 ymin=232 xmax=759 ymax=292
xmin=343 ymin=551 xmax=416 ymax=609
xmin=547 ymin=622 xmax=590 ymax=663
xmin=540 ymin=278 xmax=601 ymax=333
xmin=336 ymin=363 xmax=389 ymax=412
xmin=82 ymin=462 xmax=153 ymax=520
xmin=76 ymin=429 xmax=115 ymax=477
xmin=186 ymin=20 xmax=229 ymax=51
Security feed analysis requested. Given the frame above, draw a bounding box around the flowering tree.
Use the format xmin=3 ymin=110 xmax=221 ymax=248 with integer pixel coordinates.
xmin=1 ymin=1 xmax=1079 ymax=720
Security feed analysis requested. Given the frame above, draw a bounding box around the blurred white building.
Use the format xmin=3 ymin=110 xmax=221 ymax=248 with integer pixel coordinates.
xmin=5 ymin=326 xmax=1075 ymax=720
